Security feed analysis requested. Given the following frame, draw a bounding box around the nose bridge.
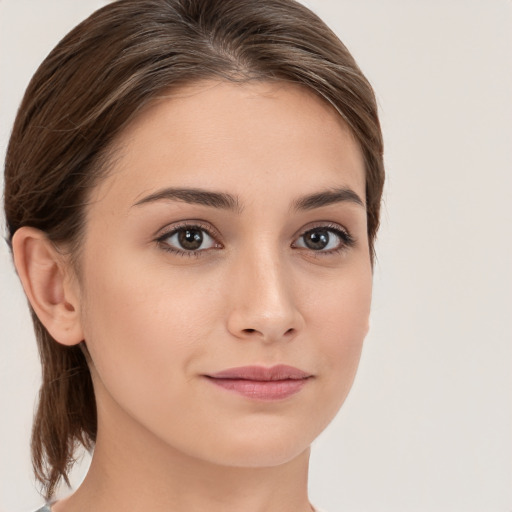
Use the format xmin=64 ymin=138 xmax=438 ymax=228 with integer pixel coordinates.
xmin=227 ymin=240 xmax=302 ymax=341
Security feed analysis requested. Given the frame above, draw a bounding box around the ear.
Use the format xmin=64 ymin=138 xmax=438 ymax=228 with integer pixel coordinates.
xmin=11 ymin=226 xmax=84 ymax=346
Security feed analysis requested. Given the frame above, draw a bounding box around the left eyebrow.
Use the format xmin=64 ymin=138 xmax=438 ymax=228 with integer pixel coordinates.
xmin=292 ymin=187 xmax=365 ymax=211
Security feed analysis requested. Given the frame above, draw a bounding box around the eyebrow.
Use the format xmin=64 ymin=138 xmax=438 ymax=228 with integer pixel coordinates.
xmin=132 ymin=186 xmax=364 ymax=212
xmin=292 ymin=187 xmax=365 ymax=211
xmin=132 ymin=187 xmax=242 ymax=213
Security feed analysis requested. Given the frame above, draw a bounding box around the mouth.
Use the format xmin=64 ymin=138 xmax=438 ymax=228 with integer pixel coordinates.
xmin=204 ymin=365 xmax=313 ymax=401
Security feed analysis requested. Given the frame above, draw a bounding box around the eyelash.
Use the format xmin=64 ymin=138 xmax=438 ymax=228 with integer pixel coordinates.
xmin=155 ymin=221 xmax=221 ymax=258
xmin=292 ymin=223 xmax=356 ymax=256
xmin=155 ymin=222 xmax=356 ymax=258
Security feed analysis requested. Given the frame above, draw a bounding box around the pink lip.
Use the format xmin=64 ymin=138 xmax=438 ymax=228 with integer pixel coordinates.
xmin=205 ymin=365 xmax=312 ymax=401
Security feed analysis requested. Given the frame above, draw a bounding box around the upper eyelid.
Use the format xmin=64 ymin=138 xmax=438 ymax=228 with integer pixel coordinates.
xmin=293 ymin=221 xmax=352 ymax=240
xmin=156 ymin=220 xmax=220 ymax=240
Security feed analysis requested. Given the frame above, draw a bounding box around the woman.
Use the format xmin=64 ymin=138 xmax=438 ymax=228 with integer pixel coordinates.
xmin=3 ymin=0 xmax=384 ymax=510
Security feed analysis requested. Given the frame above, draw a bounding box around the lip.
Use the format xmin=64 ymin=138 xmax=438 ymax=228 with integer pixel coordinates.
xmin=204 ymin=365 xmax=313 ymax=401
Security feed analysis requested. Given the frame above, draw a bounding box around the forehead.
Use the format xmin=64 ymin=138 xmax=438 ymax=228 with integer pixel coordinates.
xmin=90 ymin=80 xmax=366 ymax=213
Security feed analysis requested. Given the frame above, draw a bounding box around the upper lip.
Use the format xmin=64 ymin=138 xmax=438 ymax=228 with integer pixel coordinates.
xmin=206 ymin=365 xmax=312 ymax=381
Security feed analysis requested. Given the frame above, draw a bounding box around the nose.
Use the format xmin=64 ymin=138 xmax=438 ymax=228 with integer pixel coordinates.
xmin=226 ymin=248 xmax=305 ymax=343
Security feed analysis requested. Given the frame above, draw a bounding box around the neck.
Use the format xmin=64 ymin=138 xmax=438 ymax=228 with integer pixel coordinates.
xmin=54 ymin=391 xmax=314 ymax=512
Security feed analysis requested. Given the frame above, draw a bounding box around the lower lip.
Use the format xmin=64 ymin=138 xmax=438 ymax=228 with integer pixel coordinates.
xmin=205 ymin=377 xmax=309 ymax=400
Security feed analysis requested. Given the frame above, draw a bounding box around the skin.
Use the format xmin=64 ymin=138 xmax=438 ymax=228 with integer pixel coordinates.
xmin=14 ymin=80 xmax=372 ymax=512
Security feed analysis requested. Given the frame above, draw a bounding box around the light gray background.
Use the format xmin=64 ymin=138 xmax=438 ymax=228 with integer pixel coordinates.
xmin=1 ymin=1 xmax=511 ymax=511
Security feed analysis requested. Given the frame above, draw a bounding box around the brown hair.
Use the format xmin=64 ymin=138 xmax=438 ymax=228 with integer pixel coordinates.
xmin=3 ymin=0 xmax=384 ymax=499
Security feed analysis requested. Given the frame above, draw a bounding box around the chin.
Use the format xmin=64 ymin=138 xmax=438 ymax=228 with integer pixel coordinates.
xmin=181 ymin=420 xmax=318 ymax=469
xmin=207 ymin=440 xmax=310 ymax=469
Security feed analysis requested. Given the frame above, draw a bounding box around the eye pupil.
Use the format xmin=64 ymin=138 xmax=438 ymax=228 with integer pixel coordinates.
xmin=304 ymin=229 xmax=329 ymax=250
xmin=178 ymin=229 xmax=203 ymax=250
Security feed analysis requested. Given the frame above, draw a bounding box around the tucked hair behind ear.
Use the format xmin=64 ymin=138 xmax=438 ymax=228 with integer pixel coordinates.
xmin=3 ymin=0 xmax=384 ymax=499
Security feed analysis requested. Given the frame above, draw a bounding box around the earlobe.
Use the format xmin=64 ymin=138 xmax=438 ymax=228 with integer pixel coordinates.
xmin=11 ymin=226 xmax=84 ymax=346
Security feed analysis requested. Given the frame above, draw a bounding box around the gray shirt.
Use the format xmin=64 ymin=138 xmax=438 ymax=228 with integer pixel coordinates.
xmin=34 ymin=503 xmax=327 ymax=511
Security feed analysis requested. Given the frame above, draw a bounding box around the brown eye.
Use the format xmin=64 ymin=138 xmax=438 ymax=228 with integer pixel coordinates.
xmin=160 ymin=225 xmax=217 ymax=253
xmin=294 ymin=226 xmax=354 ymax=253
xmin=302 ymin=229 xmax=330 ymax=250
xmin=178 ymin=228 xmax=204 ymax=250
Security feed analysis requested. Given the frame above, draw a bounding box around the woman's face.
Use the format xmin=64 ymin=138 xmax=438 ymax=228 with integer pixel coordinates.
xmin=77 ymin=80 xmax=372 ymax=467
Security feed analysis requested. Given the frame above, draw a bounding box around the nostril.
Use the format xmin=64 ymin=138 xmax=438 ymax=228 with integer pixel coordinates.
xmin=240 ymin=327 xmax=296 ymax=337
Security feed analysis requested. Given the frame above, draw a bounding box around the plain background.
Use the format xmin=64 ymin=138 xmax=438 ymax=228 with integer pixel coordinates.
xmin=1 ymin=1 xmax=511 ymax=511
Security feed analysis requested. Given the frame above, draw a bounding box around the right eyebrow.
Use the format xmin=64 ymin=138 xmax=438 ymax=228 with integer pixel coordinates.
xmin=132 ymin=187 xmax=242 ymax=213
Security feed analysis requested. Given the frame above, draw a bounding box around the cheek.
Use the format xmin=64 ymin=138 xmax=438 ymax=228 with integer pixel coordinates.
xmin=79 ymin=255 xmax=220 ymax=408
xmin=307 ymin=265 xmax=372 ymax=386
